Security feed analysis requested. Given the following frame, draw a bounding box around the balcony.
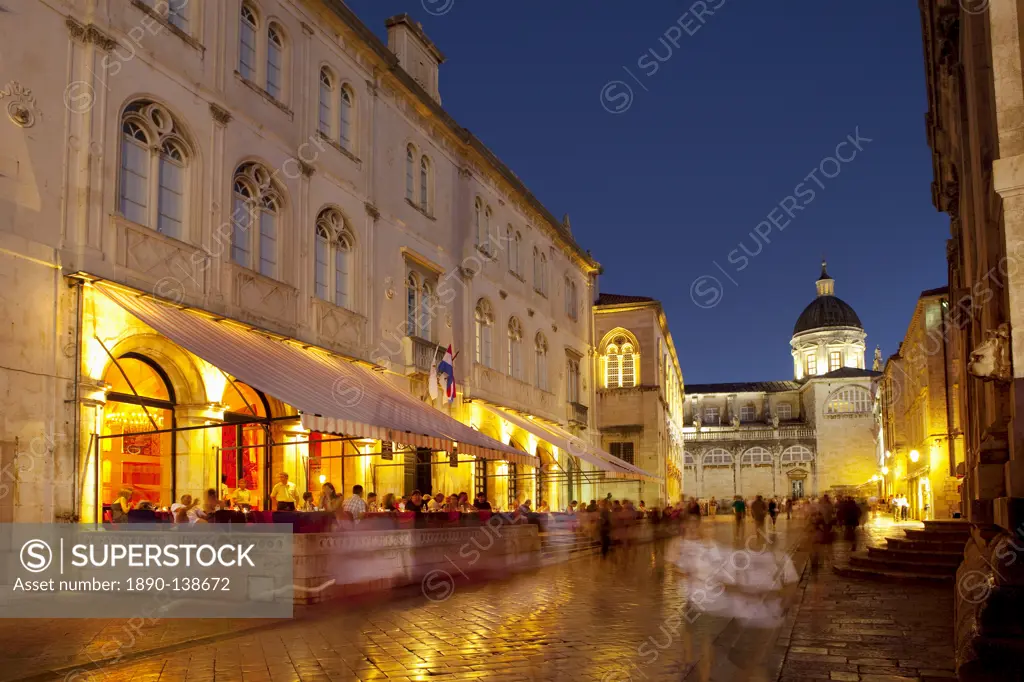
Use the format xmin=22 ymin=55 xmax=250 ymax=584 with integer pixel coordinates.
xmin=471 ymin=363 xmax=559 ymax=423
xmin=682 ymin=424 xmax=815 ymax=443
xmin=402 ymin=335 xmax=439 ymax=376
xmin=567 ymin=402 xmax=588 ymax=427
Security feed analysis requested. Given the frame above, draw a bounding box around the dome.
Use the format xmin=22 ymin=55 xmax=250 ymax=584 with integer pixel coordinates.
xmin=793 ymin=296 xmax=862 ymax=335
xmin=792 ymin=261 xmax=863 ymax=335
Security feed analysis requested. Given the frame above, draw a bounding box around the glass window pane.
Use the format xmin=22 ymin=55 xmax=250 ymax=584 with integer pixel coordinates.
xmin=340 ymin=90 xmax=352 ymax=150
xmin=168 ymin=0 xmax=189 ymax=32
xmin=334 ymin=248 xmax=349 ymax=309
xmin=259 ymin=210 xmax=276 ymax=277
xmin=319 ymin=81 xmax=332 ymax=136
xmin=157 ymin=157 xmax=183 ymax=239
xmin=120 ymin=138 xmax=149 ymax=225
xmin=406 ymin=149 xmax=414 ymax=201
xmin=315 ymin=232 xmax=328 ymax=300
xmin=267 ymin=41 xmax=282 ymax=99
xmin=231 ymin=198 xmax=250 ymax=266
xmin=419 ymin=284 xmax=432 ymax=340
xmin=407 ymin=278 xmax=417 ymax=335
xmin=239 ymin=21 xmax=257 ymax=80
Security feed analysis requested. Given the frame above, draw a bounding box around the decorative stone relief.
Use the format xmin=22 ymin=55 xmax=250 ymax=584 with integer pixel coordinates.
xmin=209 ymin=103 xmax=232 ymax=126
xmin=0 ymin=82 xmax=40 ymax=128
xmin=383 ymin=276 xmax=395 ymax=300
xmin=968 ymin=323 xmax=1011 ymax=382
xmin=445 ymin=312 xmax=452 ymax=329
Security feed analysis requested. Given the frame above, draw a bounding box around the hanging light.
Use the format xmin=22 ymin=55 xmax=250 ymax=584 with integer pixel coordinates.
xmin=909 ymin=450 xmax=920 ymax=463
xmin=881 ymin=466 xmax=889 ymax=476
xmin=885 ymin=450 xmax=892 ymax=459
xmin=318 ymin=474 xmax=326 ymax=485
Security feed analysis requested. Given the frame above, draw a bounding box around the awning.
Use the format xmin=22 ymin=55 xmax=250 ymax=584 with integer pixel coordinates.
xmin=94 ymin=283 xmax=538 ymax=468
xmin=480 ymin=404 xmax=661 ymax=482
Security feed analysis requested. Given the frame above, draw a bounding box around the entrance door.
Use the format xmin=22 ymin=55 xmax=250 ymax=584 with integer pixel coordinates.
xmin=415 ymin=447 xmax=433 ymax=495
xmin=791 ymin=479 xmax=804 ymax=499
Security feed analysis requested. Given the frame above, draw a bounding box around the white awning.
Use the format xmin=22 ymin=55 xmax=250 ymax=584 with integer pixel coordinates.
xmin=480 ymin=404 xmax=661 ymax=482
xmin=94 ymin=283 xmax=538 ymax=468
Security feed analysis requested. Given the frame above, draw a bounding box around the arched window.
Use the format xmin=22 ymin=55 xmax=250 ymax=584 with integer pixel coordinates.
xmin=703 ymin=448 xmax=734 ymax=466
xmin=506 ymin=225 xmax=514 ymax=272
xmin=419 ymin=281 xmax=433 ymax=339
xmin=474 ymin=198 xmax=483 ymax=247
xmin=239 ymin=4 xmax=258 ymax=81
xmin=168 ymin=0 xmax=189 ymax=32
xmin=512 ymin=231 xmax=521 ymax=275
xmin=825 ymin=385 xmax=873 ymax=415
xmin=231 ymin=162 xmax=282 ymax=278
xmin=340 ymin=85 xmax=354 ymax=151
xmin=406 ymin=145 xmax=416 ymax=202
xmin=741 ymin=447 xmax=773 ymax=465
xmin=683 ymin=452 xmax=695 ymax=467
xmin=318 ymin=67 xmax=334 ymax=136
xmin=604 ymin=335 xmax=637 ymax=388
xmin=406 ymin=272 xmax=420 ymax=335
xmin=475 ymin=299 xmax=494 ymax=367
xmin=507 ymin=317 xmax=523 ymax=380
xmin=535 ymin=332 xmax=548 ymax=391
xmin=564 ymin=277 xmax=578 ymax=320
xmin=483 ymin=205 xmax=492 ymax=254
xmin=119 ymin=101 xmax=190 ymax=240
xmin=314 ymin=208 xmax=354 ymax=309
xmin=781 ymin=445 xmax=814 ymax=464
xmin=266 ymin=24 xmax=284 ymax=100
xmin=419 ymin=156 xmax=431 ymax=213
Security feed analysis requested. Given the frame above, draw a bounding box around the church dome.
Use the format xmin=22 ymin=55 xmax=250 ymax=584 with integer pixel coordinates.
xmin=792 ymin=262 xmax=862 ymax=335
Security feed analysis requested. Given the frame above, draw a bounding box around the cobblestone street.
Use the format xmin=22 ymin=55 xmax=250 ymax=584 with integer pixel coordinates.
xmin=0 ymin=516 xmax=955 ymax=682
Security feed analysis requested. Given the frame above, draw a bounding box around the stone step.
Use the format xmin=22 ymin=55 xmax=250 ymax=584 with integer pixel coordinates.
xmin=850 ymin=553 xmax=959 ymax=575
xmin=833 ymin=564 xmax=954 ymax=583
xmin=904 ymin=528 xmax=972 ymax=542
xmin=866 ymin=546 xmax=963 ymax=565
xmin=923 ymin=519 xmax=972 ymax=530
xmin=885 ymin=537 xmax=966 ymax=553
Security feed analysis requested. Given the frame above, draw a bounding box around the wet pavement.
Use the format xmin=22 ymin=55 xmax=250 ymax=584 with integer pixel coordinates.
xmin=0 ymin=515 xmax=955 ymax=682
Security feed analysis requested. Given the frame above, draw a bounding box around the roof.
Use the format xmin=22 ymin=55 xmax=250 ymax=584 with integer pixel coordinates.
xmin=595 ymin=293 xmax=656 ymax=306
xmin=793 ymin=295 xmax=863 ymax=335
xmin=920 ymin=286 xmax=948 ymax=298
xmin=813 ymin=367 xmax=882 ymax=380
xmin=685 ymin=381 xmax=801 ymax=395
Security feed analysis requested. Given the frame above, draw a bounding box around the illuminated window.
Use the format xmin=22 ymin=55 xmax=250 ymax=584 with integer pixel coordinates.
xmin=825 ymin=385 xmax=872 ymax=415
xmin=231 ymin=162 xmax=283 ymax=278
xmin=535 ymin=332 xmax=548 ymax=391
xmin=604 ymin=336 xmax=637 ymax=388
xmin=119 ymin=101 xmax=189 ymax=240
xmin=314 ymin=208 xmax=354 ymax=310
xmin=610 ymin=442 xmax=634 ymax=465
xmin=776 ymin=402 xmax=792 ymax=420
xmin=507 ymin=317 xmax=523 ymax=380
xmin=474 ymin=298 xmax=494 ymax=367
xmin=703 ymin=406 xmax=720 ymax=425
xmin=739 ymin=405 xmax=755 ymax=422
xmin=805 ymin=353 xmax=817 ymax=376
xmin=829 ymin=351 xmax=842 ymax=372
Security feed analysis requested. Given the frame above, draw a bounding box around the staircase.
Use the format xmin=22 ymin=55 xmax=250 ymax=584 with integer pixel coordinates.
xmin=834 ymin=519 xmax=970 ymax=583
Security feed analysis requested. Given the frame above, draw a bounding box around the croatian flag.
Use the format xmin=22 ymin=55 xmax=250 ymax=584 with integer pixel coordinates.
xmin=438 ymin=345 xmax=456 ymax=403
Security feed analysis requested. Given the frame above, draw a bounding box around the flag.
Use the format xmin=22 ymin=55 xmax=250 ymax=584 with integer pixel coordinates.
xmin=438 ymin=345 xmax=456 ymax=403
xmin=428 ymin=363 xmax=439 ymax=401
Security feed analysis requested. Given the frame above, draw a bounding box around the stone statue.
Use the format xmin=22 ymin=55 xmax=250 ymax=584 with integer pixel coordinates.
xmin=693 ymin=415 xmax=702 ymax=431
xmin=772 ymin=414 xmax=780 ymax=429
xmin=872 ymin=346 xmax=883 ymax=372
xmin=968 ymin=323 xmax=1011 ymax=382
xmin=731 ymin=415 xmax=740 ymax=429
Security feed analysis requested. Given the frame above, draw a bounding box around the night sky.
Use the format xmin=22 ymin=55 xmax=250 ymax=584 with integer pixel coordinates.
xmin=344 ymin=0 xmax=947 ymax=384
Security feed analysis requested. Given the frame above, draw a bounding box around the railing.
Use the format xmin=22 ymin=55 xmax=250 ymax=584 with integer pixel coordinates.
xmin=403 ymin=335 xmax=439 ymax=376
xmin=568 ymin=401 xmax=588 ymax=426
xmin=682 ymin=426 xmax=816 ymax=442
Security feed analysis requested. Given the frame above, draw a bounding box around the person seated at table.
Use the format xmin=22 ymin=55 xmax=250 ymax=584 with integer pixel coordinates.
xmin=318 ymin=482 xmax=339 ymax=512
xmin=232 ymin=478 xmax=253 ymax=510
xmin=405 ymin=490 xmax=426 ymax=513
xmin=517 ymin=499 xmax=532 ymax=516
xmin=110 ymin=488 xmax=133 ymax=523
xmin=458 ymin=492 xmax=473 ymax=512
xmin=366 ymin=492 xmax=379 ymax=512
xmin=473 ymin=492 xmax=492 ymax=511
xmin=270 ymin=472 xmax=299 ymax=511
xmin=638 ymin=500 xmax=647 ymax=513
xmin=220 ymin=474 xmax=231 ymax=505
xmin=342 ymin=484 xmax=368 ymax=520
xmin=427 ymin=492 xmax=445 ymax=512
xmin=171 ymin=494 xmax=198 ymax=524
xmin=194 ymin=488 xmax=219 ymax=522
xmin=537 ymin=499 xmax=550 ymax=513
xmin=565 ymin=500 xmax=578 ymax=513
xmin=586 ymin=500 xmax=598 ymax=512
xmin=300 ymin=491 xmax=317 ymax=512
xmin=382 ymin=492 xmax=398 ymax=512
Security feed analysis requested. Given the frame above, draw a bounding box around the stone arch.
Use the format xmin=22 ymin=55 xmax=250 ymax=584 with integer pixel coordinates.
xmin=597 ymin=327 xmax=641 ymax=355
xmin=105 ymin=332 xmax=205 ymax=406
xmin=780 ymin=445 xmax=814 ymax=464
xmin=740 ymin=446 xmax=773 ymax=466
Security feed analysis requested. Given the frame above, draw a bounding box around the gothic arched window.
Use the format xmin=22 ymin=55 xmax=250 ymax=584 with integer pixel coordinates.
xmin=314 ymin=208 xmax=354 ymax=310
xmin=475 ymin=299 xmax=494 ymax=367
xmin=231 ymin=162 xmax=283 ymax=279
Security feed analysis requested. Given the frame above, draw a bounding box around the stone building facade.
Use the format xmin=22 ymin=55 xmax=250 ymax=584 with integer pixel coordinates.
xmin=920 ymin=0 xmax=1024 ymax=676
xmin=877 ymin=287 xmax=963 ymax=520
xmin=682 ymin=264 xmax=881 ymax=502
xmin=0 ymin=0 xmax=653 ymax=522
xmin=593 ymin=294 xmax=686 ymax=506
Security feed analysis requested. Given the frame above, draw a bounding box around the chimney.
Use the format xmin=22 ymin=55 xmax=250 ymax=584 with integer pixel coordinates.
xmin=385 ymin=14 xmax=446 ymax=104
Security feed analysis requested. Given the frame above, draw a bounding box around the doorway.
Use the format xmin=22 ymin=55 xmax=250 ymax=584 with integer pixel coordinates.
xmin=791 ymin=478 xmax=805 ymax=499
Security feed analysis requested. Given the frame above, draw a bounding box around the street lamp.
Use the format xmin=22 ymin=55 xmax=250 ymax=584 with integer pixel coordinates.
xmin=909 ymin=450 xmax=920 ymax=463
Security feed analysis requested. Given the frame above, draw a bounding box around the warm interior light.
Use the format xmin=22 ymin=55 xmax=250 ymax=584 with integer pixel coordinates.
xmin=885 ymin=450 xmax=892 ymax=459
xmin=881 ymin=466 xmax=889 ymax=475
xmin=909 ymin=450 xmax=920 ymax=463
xmin=319 ymin=474 xmax=326 ymax=485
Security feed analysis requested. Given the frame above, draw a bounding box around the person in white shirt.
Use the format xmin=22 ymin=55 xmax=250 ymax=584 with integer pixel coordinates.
xmin=270 ymin=472 xmax=299 ymax=511
xmin=427 ymin=492 xmax=445 ymax=512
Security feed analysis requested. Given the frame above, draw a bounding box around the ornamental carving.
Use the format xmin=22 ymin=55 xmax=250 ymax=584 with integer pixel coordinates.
xmin=0 ymin=81 xmax=40 ymax=128
xmin=209 ymin=103 xmax=232 ymax=126
xmin=968 ymin=323 xmax=1012 ymax=383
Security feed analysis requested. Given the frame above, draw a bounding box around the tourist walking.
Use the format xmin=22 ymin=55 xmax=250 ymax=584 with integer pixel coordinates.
xmin=768 ymin=497 xmax=779 ymax=527
xmin=732 ymin=495 xmax=747 ymax=541
xmin=751 ymin=495 xmax=768 ymax=539
xmin=785 ymin=496 xmax=793 ymax=520
xmin=598 ymin=499 xmax=613 ymax=557
xmin=837 ymin=495 xmax=862 ymax=551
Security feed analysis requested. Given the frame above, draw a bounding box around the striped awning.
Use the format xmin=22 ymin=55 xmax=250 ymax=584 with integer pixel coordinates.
xmin=481 ymin=404 xmax=661 ymax=483
xmin=94 ymin=283 xmax=537 ymax=467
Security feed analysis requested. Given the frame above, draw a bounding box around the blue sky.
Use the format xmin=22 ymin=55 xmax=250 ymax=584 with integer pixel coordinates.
xmin=344 ymin=0 xmax=947 ymax=384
